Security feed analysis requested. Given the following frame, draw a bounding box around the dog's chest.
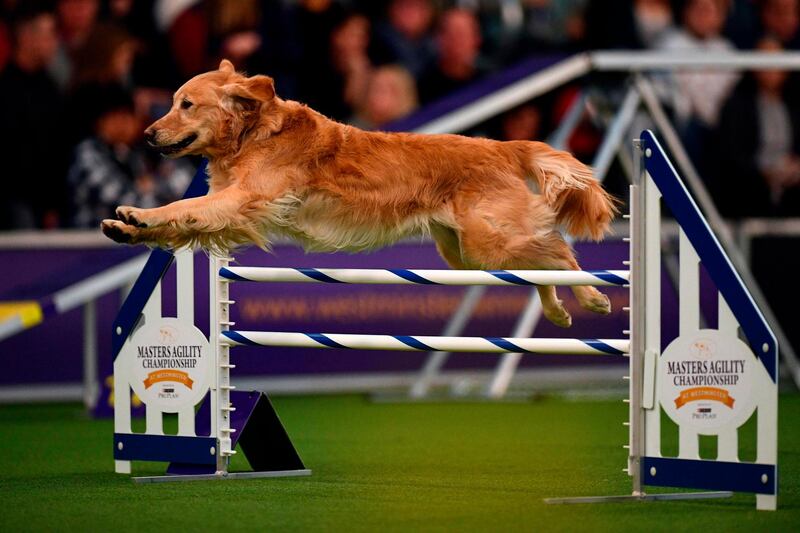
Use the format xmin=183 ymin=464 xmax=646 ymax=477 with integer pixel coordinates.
xmin=271 ymin=193 xmax=432 ymax=252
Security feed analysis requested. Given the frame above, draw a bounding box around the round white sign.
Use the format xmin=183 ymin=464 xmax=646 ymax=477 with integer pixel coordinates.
xmin=659 ymin=329 xmax=755 ymax=433
xmin=126 ymin=318 xmax=211 ymax=412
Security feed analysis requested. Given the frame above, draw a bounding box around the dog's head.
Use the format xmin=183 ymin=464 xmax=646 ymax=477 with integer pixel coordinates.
xmin=144 ymin=59 xmax=277 ymax=158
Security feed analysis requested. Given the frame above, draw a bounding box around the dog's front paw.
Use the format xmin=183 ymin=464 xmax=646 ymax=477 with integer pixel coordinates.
xmin=102 ymin=219 xmax=137 ymax=244
xmin=116 ymin=206 xmax=149 ymax=228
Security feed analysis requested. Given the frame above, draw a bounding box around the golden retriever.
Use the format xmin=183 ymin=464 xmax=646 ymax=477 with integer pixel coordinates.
xmin=101 ymin=60 xmax=617 ymax=327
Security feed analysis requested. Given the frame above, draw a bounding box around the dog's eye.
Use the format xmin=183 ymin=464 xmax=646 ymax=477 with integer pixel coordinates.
xmin=181 ymin=100 xmax=193 ymax=110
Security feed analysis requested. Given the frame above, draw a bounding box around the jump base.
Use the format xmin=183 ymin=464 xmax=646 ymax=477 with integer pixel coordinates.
xmin=544 ymin=491 xmax=733 ymax=505
xmin=133 ymin=469 xmax=312 ymax=484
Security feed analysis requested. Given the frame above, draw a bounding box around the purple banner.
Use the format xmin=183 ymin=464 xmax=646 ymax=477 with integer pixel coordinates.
xmin=2 ymin=239 xmax=680 ymax=413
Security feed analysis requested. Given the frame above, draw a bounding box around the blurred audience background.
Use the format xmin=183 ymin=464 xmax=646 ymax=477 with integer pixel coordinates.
xmin=1 ymin=0 xmax=799 ymax=230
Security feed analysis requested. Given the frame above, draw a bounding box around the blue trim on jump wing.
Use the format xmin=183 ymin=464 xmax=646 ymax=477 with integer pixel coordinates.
xmin=111 ymin=161 xmax=209 ymax=360
xmin=114 ymin=433 xmax=217 ymax=465
xmin=297 ymin=268 xmax=343 ymax=284
xmin=640 ymin=131 xmax=778 ymax=382
xmin=643 ymin=456 xmax=777 ymax=495
xmin=111 ymin=248 xmax=174 ymax=359
xmin=388 ymin=269 xmax=440 ymax=285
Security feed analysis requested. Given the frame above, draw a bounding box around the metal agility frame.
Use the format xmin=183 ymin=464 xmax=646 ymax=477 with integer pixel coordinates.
xmin=111 ymin=131 xmax=777 ymax=509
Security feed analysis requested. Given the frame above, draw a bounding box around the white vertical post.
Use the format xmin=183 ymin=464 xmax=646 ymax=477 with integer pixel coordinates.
xmin=717 ymin=295 xmax=739 ymax=462
xmin=210 ymin=254 xmax=233 ymax=473
xmin=628 ymin=180 xmax=641 ymax=491
xmin=641 ymin=168 xmax=662 ymax=462
xmin=113 ymin=354 xmax=131 ymax=474
xmin=176 ymin=251 xmax=196 ymax=436
xmin=756 ymin=382 xmax=778 ymax=510
xmin=176 ymin=251 xmax=194 ymax=324
xmin=629 ymin=148 xmax=666 ymax=496
xmin=677 ymin=230 xmax=700 ymax=459
xmin=143 ymin=284 xmax=163 ymax=436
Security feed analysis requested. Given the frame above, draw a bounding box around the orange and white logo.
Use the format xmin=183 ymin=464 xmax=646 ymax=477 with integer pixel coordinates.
xmin=143 ymin=369 xmax=194 ymax=389
xmin=659 ymin=329 xmax=754 ymax=431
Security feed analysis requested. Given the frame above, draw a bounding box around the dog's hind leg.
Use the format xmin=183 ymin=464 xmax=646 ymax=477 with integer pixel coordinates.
xmin=431 ymin=224 xmax=468 ymax=269
xmin=451 ymin=190 xmax=610 ymax=327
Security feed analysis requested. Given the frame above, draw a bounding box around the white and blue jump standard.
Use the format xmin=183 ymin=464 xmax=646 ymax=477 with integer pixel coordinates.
xmin=111 ymin=131 xmax=778 ymax=509
xmin=545 ymin=131 xmax=778 ymax=509
xmin=111 ymin=165 xmax=310 ymax=482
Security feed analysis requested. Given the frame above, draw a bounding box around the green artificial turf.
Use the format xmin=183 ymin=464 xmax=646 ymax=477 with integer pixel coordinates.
xmin=0 ymin=394 xmax=798 ymax=531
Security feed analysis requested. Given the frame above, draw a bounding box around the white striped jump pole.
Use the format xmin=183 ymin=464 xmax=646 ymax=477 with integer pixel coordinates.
xmin=219 ymin=267 xmax=629 ymax=287
xmin=221 ymin=331 xmax=630 ymax=356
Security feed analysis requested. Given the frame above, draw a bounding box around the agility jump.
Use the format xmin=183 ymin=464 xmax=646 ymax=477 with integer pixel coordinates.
xmin=111 ymin=131 xmax=778 ymax=510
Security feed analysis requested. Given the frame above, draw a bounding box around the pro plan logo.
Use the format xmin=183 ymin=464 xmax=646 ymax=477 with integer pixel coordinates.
xmin=690 ymin=338 xmax=714 ymax=359
xmin=159 ymin=326 xmax=177 ymax=344
xmin=127 ymin=318 xmax=211 ymax=411
xmin=659 ymin=329 xmax=754 ymax=431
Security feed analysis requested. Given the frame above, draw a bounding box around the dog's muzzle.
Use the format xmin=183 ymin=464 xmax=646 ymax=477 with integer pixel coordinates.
xmin=149 ymin=133 xmax=198 ymax=155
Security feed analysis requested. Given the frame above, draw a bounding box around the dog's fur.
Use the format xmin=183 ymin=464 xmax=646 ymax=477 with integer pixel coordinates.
xmin=101 ymin=60 xmax=618 ymax=327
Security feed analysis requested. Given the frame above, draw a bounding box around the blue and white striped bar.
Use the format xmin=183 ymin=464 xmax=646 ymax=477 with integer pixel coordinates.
xmin=221 ymin=331 xmax=630 ymax=356
xmin=219 ymin=267 xmax=629 ymax=287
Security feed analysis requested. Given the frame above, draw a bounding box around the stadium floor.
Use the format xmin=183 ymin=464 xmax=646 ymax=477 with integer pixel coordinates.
xmin=1 ymin=394 xmax=798 ymax=531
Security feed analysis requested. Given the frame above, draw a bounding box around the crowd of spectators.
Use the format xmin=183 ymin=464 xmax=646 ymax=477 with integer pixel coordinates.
xmin=1 ymin=0 xmax=799 ymax=230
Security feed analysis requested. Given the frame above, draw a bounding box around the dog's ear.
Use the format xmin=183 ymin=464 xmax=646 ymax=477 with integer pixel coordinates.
xmin=219 ymin=59 xmax=235 ymax=74
xmin=221 ymin=75 xmax=275 ymax=108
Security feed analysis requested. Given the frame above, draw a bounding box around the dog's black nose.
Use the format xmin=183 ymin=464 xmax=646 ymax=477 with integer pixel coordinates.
xmin=143 ymin=128 xmax=158 ymax=145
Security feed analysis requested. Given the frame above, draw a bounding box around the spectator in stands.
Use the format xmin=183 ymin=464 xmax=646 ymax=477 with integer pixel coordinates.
xmin=585 ymin=0 xmax=674 ymax=49
xmin=207 ymin=0 xmax=264 ymax=72
xmin=657 ymin=0 xmax=739 ymax=159
xmin=723 ymin=0 xmax=761 ymax=49
xmin=106 ymin=0 xmax=177 ymax=90
xmin=0 ymin=4 xmax=66 ymax=229
xmin=418 ymin=8 xmax=488 ymax=104
xmin=164 ymin=0 xmax=205 ymax=79
xmin=350 ymin=64 xmax=419 ymax=130
xmin=760 ymin=0 xmax=800 ymax=49
xmin=521 ymin=0 xmax=589 ymax=51
xmin=50 ymin=0 xmax=100 ymax=90
xmin=302 ymin=11 xmax=374 ymax=121
xmin=497 ymin=103 xmax=543 ymax=141
xmin=166 ymin=0 xmax=265 ymax=78
xmin=373 ymin=0 xmax=436 ymax=77
xmin=712 ymin=37 xmax=800 ymax=217
xmin=634 ymin=0 xmax=674 ymax=47
xmin=66 ymin=85 xmax=191 ymax=228
xmin=67 ymin=24 xmax=137 ymax=146
xmin=294 ymin=0 xmax=347 ymax=107
xmin=0 ymin=1 xmax=12 ymax=71
xmin=72 ymin=23 xmax=136 ymax=88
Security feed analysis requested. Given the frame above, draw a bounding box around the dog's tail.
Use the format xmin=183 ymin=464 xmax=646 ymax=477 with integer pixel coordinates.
xmin=513 ymin=141 xmax=618 ymax=241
